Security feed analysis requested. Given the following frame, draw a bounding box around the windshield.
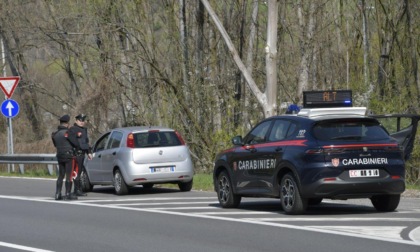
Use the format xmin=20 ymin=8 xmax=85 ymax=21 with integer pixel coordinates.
xmin=312 ymin=119 xmax=389 ymax=141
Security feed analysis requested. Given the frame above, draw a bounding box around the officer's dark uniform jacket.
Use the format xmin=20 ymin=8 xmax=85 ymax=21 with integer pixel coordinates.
xmin=68 ymin=124 xmax=91 ymax=155
xmin=52 ymin=125 xmax=74 ymax=162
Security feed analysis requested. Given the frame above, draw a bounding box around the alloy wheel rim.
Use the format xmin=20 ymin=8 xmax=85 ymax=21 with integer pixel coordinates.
xmin=218 ymin=176 xmax=229 ymax=204
xmin=115 ymin=172 xmax=121 ymax=191
xmin=281 ymin=178 xmax=295 ymax=209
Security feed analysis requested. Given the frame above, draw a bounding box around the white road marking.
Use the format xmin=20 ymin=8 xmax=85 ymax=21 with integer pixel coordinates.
xmin=80 ymin=196 xmax=216 ymax=203
xmin=306 ymin=226 xmax=406 ymax=240
xmin=0 ymin=241 xmax=54 ymax=252
xmin=409 ymin=226 xmax=420 ymax=243
xmin=1 ymin=195 xmax=419 ymax=246
xmin=113 ymin=201 xmax=218 ymax=206
xmin=147 ymin=206 xmax=217 ymax=210
xmin=194 ymin=211 xmax=275 ymax=215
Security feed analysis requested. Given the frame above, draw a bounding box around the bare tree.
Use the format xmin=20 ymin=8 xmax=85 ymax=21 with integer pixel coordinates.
xmin=200 ymin=0 xmax=279 ymax=118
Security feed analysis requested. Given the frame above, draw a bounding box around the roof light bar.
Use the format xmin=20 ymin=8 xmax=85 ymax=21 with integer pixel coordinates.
xmin=298 ymin=107 xmax=367 ymax=118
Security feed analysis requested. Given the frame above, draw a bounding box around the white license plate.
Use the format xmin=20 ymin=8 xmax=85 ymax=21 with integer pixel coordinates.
xmin=349 ymin=169 xmax=379 ymax=178
xmin=150 ymin=166 xmax=175 ymax=173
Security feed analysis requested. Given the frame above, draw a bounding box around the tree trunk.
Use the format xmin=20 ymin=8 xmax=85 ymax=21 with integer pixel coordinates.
xmin=265 ymin=0 xmax=279 ymax=116
xmin=200 ymin=0 xmax=275 ymax=118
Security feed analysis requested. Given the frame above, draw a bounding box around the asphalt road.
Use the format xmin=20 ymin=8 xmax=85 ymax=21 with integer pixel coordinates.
xmin=0 ymin=176 xmax=419 ymax=252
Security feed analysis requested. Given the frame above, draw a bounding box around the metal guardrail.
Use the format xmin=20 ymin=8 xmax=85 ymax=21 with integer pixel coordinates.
xmin=0 ymin=154 xmax=58 ymax=175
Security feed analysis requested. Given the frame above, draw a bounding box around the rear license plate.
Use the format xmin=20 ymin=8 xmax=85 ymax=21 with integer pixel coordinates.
xmin=349 ymin=169 xmax=379 ymax=178
xmin=150 ymin=166 xmax=175 ymax=173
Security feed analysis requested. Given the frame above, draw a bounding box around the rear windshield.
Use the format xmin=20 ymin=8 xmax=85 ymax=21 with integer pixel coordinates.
xmin=313 ymin=119 xmax=390 ymax=141
xmin=133 ymin=131 xmax=182 ymax=147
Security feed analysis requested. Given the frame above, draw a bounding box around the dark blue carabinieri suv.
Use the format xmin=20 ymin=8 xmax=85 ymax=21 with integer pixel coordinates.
xmin=213 ymin=91 xmax=419 ymax=214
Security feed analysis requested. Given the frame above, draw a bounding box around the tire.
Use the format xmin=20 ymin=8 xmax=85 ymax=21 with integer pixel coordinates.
xmin=178 ymin=179 xmax=193 ymax=192
xmin=280 ymin=173 xmax=307 ymax=215
xmin=80 ymin=169 xmax=94 ymax=192
xmin=371 ymin=194 xmax=400 ymax=212
xmin=142 ymin=184 xmax=154 ymax=189
xmin=113 ymin=169 xmax=129 ymax=195
xmin=216 ymin=170 xmax=241 ymax=208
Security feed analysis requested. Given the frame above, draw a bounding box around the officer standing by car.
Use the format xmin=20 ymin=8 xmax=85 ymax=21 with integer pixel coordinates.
xmin=51 ymin=115 xmax=78 ymax=200
xmin=68 ymin=114 xmax=93 ymax=196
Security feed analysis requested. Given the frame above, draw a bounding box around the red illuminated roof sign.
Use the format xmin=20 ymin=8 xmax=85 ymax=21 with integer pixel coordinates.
xmin=0 ymin=76 xmax=20 ymax=98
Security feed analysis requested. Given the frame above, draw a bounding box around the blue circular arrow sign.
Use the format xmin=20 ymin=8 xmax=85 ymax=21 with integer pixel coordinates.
xmin=1 ymin=99 xmax=20 ymax=118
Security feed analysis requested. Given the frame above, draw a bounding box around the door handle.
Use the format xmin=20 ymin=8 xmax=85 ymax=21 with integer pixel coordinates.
xmin=98 ymin=154 xmax=101 ymax=158
xmin=275 ymin=147 xmax=283 ymax=152
xmin=245 ymin=145 xmax=257 ymax=152
xmin=112 ymin=152 xmax=116 ymax=155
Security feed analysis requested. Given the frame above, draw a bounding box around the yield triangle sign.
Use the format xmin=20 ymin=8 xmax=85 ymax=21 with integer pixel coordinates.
xmin=0 ymin=76 xmax=20 ymax=98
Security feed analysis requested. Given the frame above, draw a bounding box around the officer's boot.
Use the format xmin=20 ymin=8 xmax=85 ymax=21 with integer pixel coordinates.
xmin=55 ymin=180 xmax=63 ymax=200
xmin=74 ymin=179 xmax=87 ymax=196
xmin=64 ymin=181 xmax=78 ymax=200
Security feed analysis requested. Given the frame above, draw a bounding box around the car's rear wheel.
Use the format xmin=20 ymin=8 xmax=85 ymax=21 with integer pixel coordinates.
xmin=217 ymin=170 xmax=241 ymax=208
xmin=371 ymin=194 xmax=400 ymax=212
xmin=80 ymin=169 xmax=94 ymax=192
xmin=178 ymin=180 xmax=193 ymax=192
xmin=113 ymin=169 xmax=129 ymax=195
xmin=280 ymin=173 xmax=307 ymax=215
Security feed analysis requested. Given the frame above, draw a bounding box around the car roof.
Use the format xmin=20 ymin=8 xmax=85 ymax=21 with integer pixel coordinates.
xmin=110 ymin=126 xmax=175 ymax=134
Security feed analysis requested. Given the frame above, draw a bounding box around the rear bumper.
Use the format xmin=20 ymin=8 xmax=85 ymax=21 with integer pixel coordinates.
xmin=123 ymin=160 xmax=194 ymax=186
xmin=301 ymin=178 xmax=405 ymax=199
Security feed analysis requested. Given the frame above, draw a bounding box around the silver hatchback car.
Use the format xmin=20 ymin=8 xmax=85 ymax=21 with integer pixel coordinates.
xmin=80 ymin=126 xmax=194 ymax=195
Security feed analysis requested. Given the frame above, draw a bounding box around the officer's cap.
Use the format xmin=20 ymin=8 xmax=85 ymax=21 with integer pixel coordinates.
xmin=75 ymin=114 xmax=87 ymax=121
xmin=59 ymin=114 xmax=70 ymax=123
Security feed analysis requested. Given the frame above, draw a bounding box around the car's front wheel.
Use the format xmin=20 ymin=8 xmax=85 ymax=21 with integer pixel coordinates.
xmin=178 ymin=180 xmax=193 ymax=192
xmin=80 ymin=169 xmax=94 ymax=192
xmin=280 ymin=173 xmax=307 ymax=215
xmin=113 ymin=169 xmax=129 ymax=195
xmin=217 ymin=170 xmax=241 ymax=208
xmin=371 ymin=194 xmax=400 ymax=212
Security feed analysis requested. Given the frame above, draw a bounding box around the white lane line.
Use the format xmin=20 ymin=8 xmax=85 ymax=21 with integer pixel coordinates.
xmin=243 ymin=217 xmax=420 ymax=222
xmin=306 ymin=226 xmax=406 ymax=240
xmin=0 ymin=241 xmax=54 ymax=252
xmin=80 ymin=196 xmax=217 ymax=203
xmin=147 ymin=206 xmax=217 ymax=210
xmin=1 ymin=195 xmax=420 ymax=246
xmin=113 ymin=201 xmax=218 ymax=206
xmin=194 ymin=211 xmax=275 ymax=215
xmin=409 ymin=226 xmax=420 ymax=243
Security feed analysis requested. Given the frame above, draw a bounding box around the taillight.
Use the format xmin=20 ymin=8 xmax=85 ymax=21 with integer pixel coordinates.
xmin=127 ymin=133 xmax=135 ymax=148
xmin=175 ymin=131 xmax=186 ymax=145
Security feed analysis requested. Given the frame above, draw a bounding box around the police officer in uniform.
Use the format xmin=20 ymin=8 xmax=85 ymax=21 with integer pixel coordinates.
xmin=68 ymin=114 xmax=93 ymax=196
xmin=52 ymin=115 xmax=78 ymax=200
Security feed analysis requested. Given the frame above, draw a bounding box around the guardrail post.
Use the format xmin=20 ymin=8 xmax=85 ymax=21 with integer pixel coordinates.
xmin=47 ymin=164 xmax=54 ymax=176
xmin=19 ymin=164 xmax=24 ymax=174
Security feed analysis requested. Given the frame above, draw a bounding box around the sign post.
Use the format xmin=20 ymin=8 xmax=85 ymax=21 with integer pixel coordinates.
xmin=0 ymin=76 xmax=20 ymax=173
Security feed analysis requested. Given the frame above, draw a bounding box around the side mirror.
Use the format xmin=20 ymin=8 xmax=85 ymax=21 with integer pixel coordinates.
xmin=232 ymin=136 xmax=243 ymax=145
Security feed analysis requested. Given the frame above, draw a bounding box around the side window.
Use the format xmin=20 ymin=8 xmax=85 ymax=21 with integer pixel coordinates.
xmin=107 ymin=131 xmax=123 ymax=149
xmin=244 ymin=120 xmax=272 ymax=144
xmin=93 ymin=133 xmax=111 ymax=152
xmin=286 ymin=123 xmax=298 ymax=138
xmin=268 ymin=120 xmax=291 ymax=141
